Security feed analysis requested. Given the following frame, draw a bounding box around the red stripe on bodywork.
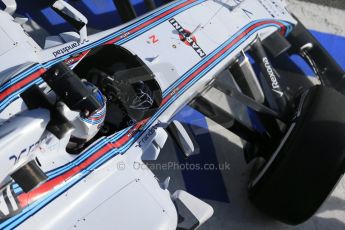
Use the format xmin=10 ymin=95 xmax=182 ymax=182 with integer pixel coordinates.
xmin=18 ymin=144 xmax=113 ymax=206
xmin=0 ymin=69 xmax=45 ymax=101
xmin=17 ymin=119 xmax=148 ymax=206
xmin=64 ymin=51 xmax=90 ymax=66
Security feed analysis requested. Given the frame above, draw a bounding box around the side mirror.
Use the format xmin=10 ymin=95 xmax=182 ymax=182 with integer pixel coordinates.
xmin=167 ymin=120 xmax=200 ymax=158
xmin=1 ymin=0 xmax=17 ymax=15
xmin=172 ymin=190 xmax=214 ymax=229
xmin=52 ymin=0 xmax=88 ymax=42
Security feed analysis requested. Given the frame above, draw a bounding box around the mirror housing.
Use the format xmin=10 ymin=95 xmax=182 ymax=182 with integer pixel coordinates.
xmin=52 ymin=0 xmax=88 ymax=42
xmin=1 ymin=0 xmax=17 ymax=15
xmin=167 ymin=120 xmax=199 ymax=158
xmin=172 ymin=190 xmax=214 ymax=229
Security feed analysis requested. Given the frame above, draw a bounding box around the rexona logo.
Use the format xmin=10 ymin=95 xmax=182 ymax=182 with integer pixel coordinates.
xmin=262 ymin=57 xmax=284 ymax=97
xmin=169 ymin=18 xmax=206 ymax=58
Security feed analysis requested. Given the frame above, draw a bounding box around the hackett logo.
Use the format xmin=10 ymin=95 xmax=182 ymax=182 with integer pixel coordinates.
xmin=169 ymin=18 xmax=206 ymax=58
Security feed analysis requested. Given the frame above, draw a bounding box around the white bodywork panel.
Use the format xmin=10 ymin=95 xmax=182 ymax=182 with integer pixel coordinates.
xmin=0 ymin=0 xmax=296 ymax=229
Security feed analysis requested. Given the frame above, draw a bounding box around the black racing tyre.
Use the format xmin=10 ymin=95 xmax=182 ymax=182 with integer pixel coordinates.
xmin=248 ymin=85 xmax=345 ymax=225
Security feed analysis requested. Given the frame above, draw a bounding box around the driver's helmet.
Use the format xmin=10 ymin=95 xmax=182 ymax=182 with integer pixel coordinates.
xmin=67 ymin=83 xmax=106 ymax=151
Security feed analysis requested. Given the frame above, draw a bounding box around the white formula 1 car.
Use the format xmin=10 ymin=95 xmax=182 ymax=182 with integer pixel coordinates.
xmin=0 ymin=0 xmax=345 ymax=229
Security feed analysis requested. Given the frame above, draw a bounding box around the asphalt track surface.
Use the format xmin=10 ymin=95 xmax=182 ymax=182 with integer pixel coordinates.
xmin=300 ymin=0 xmax=345 ymax=9
xmin=7 ymin=0 xmax=345 ymax=229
